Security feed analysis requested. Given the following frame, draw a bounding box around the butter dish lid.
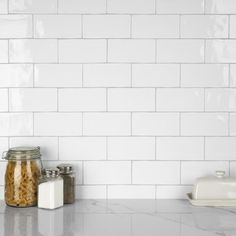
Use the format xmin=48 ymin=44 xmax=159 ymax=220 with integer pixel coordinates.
xmin=192 ymin=171 xmax=236 ymax=200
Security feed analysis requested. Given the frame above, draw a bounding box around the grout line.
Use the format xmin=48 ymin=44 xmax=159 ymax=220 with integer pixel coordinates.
xmin=5 ymin=13 xmax=233 ymax=16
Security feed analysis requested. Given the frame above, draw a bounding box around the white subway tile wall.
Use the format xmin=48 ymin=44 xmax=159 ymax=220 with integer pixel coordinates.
xmin=0 ymin=0 xmax=236 ymax=199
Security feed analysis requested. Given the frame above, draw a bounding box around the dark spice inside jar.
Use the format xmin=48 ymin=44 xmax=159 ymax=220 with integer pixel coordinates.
xmin=57 ymin=164 xmax=75 ymax=204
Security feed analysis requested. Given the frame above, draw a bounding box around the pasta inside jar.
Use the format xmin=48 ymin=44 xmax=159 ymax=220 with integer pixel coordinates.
xmin=3 ymin=146 xmax=42 ymax=208
xmin=5 ymin=160 xmax=41 ymax=207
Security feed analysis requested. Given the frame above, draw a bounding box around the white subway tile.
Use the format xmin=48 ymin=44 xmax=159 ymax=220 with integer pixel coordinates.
xmin=132 ymin=113 xmax=179 ymax=136
xmin=107 ymin=0 xmax=155 ymax=13
xmin=132 ymin=64 xmax=179 ymax=87
xmin=108 ymin=137 xmax=155 ymax=160
xmin=156 ymin=0 xmax=204 ymax=13
xmin=108 ymin=185 xmax=155 ymax=199
xmin=84 ymin=64 xmax=131 ymax=87
xmin=34 ymin=113 xmax=82 ymax=136
xmin=83 ymin=15 xmax=130 ymax=38
xmin=0 ymin=162 xmax=7 ymax=185
xmin=9 ymin=0 xmax=57 ymax=13
xmin=230 ymin=162 xmax=236 ymax=176
xmin=156 ymin=186 xmax=192 ymax=199
xmin=230 ymin=16 xmax=236 ymax=38
xmin=10 ymin=137 xmax=58 ymax=160
xmin=9 ymin=39 xmax=57 ymax=63
xmin=181 ymin=161 xmax=229 ymax=184
xmin=205 ymin=137 xmax=236 ymax=160
xmin=83 ymin=113 xmax=131 ymax=136
xmin=0 ymin=0 xmax=7 ymax=14
xmin=84 ymin=161 xmax=131 ymax=184
xmin=58 ymin=0 xmax=106 ymax=13
xmin=34 ymin=15 xmax=81 ymax=38
xmin=9 ymin=88 xmax=57 ymax=112
xmin=133 ymin=161 xmax=180 ymax=184
xmin=181 ymin=113 xmax=228 ymax=136
xmin=0 ymin=113 xmax=33 ymax=136
xmin=0 ymin=138 xmax=8 ymax=157
xmin=156 ymin=137 xmax=204 ymax=161
xmin=0 ymin=15 xmax=32 ymax=38
xmin=206 ymin=40 xmax=236 ymax=63
xmin=157 ymin=40 xmax=204 ymax=63
xmin=205 ymin=0 xmax=236 ymax=14
xmin=0 ymin=40 xmax=8 ymax=62
xmin=59 ymin=88 xmax=106 ymax=112
xmin=0 ymin=89 xmax=8 ymax=111
xmin=156 ymin=88 xmax=204 ymax=111
xmin=108 ymin=39 xmax=155 ymax=63
xmin=181 ymin=15 xmax=228 ymax=38
xmin=59 ymin=137 xmax=106 ymax=160
xmin=35 ymin=64 xmax=82 ymax=87
xmin=76 ymin=185 xmax=107 ymax=199
xmin=59 ymin=40 xmax=106 ymax=63
xmin=181 ymin=64 xmax=229 ymax=87
xmin=230 ymin=113 xmax=236 ymax=135
xmin=205 ymin=89 xmax=236 ymax=111
xmin=0 ymin=64 xmax=33 ymax=87
xmin=108 ymin=88 xmax=155 ymax=111
xmin=132 ymin=15 xmax=179 ymax=38
xmin=44 ymin=160 xmax=83 ymax=184
xmin=230 ymin=65 xmax=236 ymax=87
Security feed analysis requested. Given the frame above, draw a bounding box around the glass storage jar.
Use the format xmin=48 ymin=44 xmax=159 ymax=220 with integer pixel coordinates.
xmin=57 ymin=164 xmax=75 ymax=204
xmin=3 ymin=146 xmax=42 ymax=207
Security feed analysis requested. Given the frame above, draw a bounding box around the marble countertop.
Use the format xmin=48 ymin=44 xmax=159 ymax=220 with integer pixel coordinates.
xmin=0 ymin=199 xmax=236 ymax=236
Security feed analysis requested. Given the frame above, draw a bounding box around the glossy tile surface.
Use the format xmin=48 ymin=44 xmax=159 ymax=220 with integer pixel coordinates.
xmin=1 ymin=200 xmax=236 ymax=236
xmin=0 ymin=15 xmax=32 ymax=38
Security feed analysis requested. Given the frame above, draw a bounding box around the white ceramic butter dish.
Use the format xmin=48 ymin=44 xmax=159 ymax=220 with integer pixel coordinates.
xmin=187 ymin=170 xmax=236 ymax=207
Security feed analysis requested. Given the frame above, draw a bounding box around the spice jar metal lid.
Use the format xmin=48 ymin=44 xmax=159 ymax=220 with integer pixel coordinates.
xmin=2 ymin=146 xmax=41 ymax=160
xmin=42 ymin=168 xmax=60 ymax=178
xmin=57 ymin=164 xmax=73 ymax=174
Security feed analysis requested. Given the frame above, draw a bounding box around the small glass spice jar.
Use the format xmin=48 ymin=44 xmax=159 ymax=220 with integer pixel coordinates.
xmin=38 ymin=168 xmax=64 ymax=209
xmin=57 ymin=164 xmax=75 ymax=204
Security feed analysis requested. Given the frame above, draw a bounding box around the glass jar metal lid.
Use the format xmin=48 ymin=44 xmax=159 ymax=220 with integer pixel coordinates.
xmin=42 ymin=168 xmax=60 ymax=178
xmin=2 ymin=146 xmax=41 ymax=160
xmin=57 ymin=164 xmax=73 ymax=174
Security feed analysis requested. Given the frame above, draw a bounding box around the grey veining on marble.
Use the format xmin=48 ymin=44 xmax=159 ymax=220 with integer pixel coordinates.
xmin=0 ymin=200 xmax=236 ymax=236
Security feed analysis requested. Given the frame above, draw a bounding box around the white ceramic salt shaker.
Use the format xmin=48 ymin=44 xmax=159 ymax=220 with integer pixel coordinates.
xmin=38 ymin=168 xmax=63 ymax=209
